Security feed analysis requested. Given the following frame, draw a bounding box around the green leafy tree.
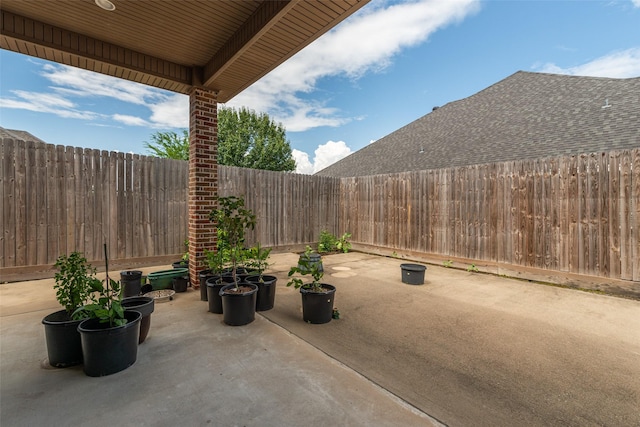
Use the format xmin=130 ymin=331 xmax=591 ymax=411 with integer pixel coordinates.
xmin=145 ymin=107 xmax=296 ymax=172
xmin=218 ymin=107 xmax=295 ymax=171
xmin=144 ymin=130 xmax=189 ymax=161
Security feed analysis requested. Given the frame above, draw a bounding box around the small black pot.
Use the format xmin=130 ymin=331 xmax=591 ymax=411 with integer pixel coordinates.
xmin=298 ymin=252 xmax=324 ymax=273
xmin=42 ymin=310 xmax=84 ymax=368
xmin=400 ymin=263 xmax=427 ymax=285
xmin=219 ymin=283 xmax=258 ymax=326
xmin=78 ymin=310 xmax=142 ymax=377
xmin=246 ymin=274 xmax=277 ymax=311
xmin=172 ymin=275 xmax=189 ymax=293
xmin=122 ymin=296 xmax=155 ymax=344
xmin=300 ymin=284 xmax=336 ymax=324
xmin=120 ymin=270 xmax=143 ymax=297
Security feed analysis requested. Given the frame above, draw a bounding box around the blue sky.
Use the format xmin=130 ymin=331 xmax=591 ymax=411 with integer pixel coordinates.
xmin=1 ymin=0 xmax=639 ymax=174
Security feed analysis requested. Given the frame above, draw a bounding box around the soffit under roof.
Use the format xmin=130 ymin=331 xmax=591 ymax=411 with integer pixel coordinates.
xmin=0 ymin=0 xmax=368 ymax=102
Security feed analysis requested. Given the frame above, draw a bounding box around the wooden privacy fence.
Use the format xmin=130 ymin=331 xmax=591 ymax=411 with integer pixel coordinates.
xmin=1 ymin=138 xmax=639 ymax=282
xmin=1 ymin=139 xmax=189 ymax=268
xmin=341 ymin=150 xmax=639 ymax=282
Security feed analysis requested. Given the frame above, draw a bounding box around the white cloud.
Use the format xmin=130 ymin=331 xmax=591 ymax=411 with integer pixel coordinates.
xmin=43 ymin=64 xmax=163 ymax=106
xmin=293 ymin=140 xmax=353 ymax=174
xmin=113 ymin=114 xmax=149 ymax=127
xmin=536 ymin=48 xmax=640 ymax=78
xmin=633 ymin=0 xmax=640 ymax=8
xmin=1 ymin=62 xmax=183 ymax=128
xmin=292 ymin=149 xmax=314 ymax=174
xmin=0 ymin=89 xmax=101 ymax=120
xmin=149 ymin=94 xmax=189 ymax=128
xmin=230 ymin=0 xmax=480 ymax=133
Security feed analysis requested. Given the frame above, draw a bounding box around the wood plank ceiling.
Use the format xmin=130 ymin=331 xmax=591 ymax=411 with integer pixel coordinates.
xmin=0 ymin=0 xmax=368 ymax=102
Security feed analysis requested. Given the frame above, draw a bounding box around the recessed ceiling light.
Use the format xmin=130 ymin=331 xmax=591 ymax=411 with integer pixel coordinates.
xmin=95 ymin=0 xmax=116 ymax=11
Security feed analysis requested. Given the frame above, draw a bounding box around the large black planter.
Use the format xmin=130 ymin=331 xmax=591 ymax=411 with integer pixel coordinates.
xmin=78 ymin=310 xmax=142 ymax=377
xmin=42 ymin=310 xmax=85 ymax=368
xmin=122 ymin=296 xmax=155 ymax=344
xmin=300 ymin=284 xmax=336 ymax=324
xmin=206 ymin=275 xmax=235 ymax=313
xmin=219 ymin=283 xmax=258 ymax=326
xmin=246 ymin=274 xmax=277 ymax=311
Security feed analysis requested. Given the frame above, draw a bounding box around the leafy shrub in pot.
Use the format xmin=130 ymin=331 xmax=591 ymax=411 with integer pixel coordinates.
xmin=41 ymin=252 xmax=101 ymax=368
xmin=287 ymin=246 xmax=336 ymax=324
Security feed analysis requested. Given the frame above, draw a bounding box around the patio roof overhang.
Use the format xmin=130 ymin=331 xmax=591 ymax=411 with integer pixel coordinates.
xmin=0 ymin=0 xmax=368 ymax=102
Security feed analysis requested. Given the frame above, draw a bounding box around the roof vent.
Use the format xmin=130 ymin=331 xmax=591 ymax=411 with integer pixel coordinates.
xmin=602 ymin=99 xmax=611 ymax=109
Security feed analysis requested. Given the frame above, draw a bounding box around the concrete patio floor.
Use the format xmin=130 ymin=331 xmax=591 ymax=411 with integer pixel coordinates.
xmin=1 ymin=252 xmax=639 ymax=426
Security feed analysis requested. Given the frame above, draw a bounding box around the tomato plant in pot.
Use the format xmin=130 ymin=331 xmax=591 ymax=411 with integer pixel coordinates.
xmin=245 ymin=243 xmax=277 ymax=311
xmin=41 ymin=252 xmax=101 ymax=368
xmin=211 ymin=195 xmax=259 ymax=326
xmin=287 ymin=247 xmax=337 ymax=324
xmin=75 ymin=246 xmax=142 ymax=377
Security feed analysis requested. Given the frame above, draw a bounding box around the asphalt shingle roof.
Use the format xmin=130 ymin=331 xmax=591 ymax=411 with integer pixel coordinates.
xmin=0 ymin=127 xmax=46 ymax=144
xmin=315 ymin=71 xmax=640 ymax=177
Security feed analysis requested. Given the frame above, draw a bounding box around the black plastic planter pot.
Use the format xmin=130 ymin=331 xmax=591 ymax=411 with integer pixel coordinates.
xmin=219 ymin=283 xmax=258 ymax=326
xmin=246 ymin=275 xmax=277 ymax=311
xmin=172 ymin=275 xmax=189 ymax=293
xmin=78 ymin=310 xmax=142 ymax=377
xmin=206 ymin=275 xmax=235 ymax=313
xmin=120 ymin=270 xmax=143 ymax=297
xmin=300 ymin=284 xmax=336 ymax=324
xmin=122 ymin=296 xmax=155 ymax=344
xmin=400 ymin=263 xmax=427 ymax=285
xmin=198 ymin=269 xmax=214 ymax=301
xmin=172 ymin=260 xmax=188 ymax=269
xmin=42 ymin=310 xmax=84 ymax=368
xmin=298 ymin=253 xmax=323 ymax=273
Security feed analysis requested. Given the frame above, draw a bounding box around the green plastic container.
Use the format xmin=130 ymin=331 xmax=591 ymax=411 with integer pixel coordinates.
xmin=148 ymin=268 xmax=188 ymax=290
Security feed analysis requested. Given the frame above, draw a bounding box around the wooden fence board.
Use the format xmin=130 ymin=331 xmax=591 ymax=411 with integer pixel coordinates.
xmin=108 ymin=151 xmax=118 ymax=257
xmin=608 ymin=151 xmax=621 ymax=278
xmin=13 ymin=140 xmax=26 ymax=266
xmin=63 ymin=146 xmax=75 ymax=256
xmin=632 ymin=149 xmax=640 ymax=282
xmin=620 ymin=151 xmax=633 ymax=280
xmin=1 ymin=139 xmax=15 ymax=267
xmin=597 ymin=152 xmax=609 ymax=277
xmin=26 ymin=140 xmax=37 ymax=266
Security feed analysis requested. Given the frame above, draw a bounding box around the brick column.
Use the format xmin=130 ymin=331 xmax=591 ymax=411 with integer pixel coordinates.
xmin=188 ymin=87 xmax=218 ymax=288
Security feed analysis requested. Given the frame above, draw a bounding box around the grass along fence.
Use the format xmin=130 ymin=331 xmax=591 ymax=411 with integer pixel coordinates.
xmin=1 ymin=138 xmax=638 ymax=283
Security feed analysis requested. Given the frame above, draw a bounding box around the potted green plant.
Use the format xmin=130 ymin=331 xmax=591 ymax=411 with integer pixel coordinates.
xmin=172 ymin=239 xmax=189 ymax=269
xmin=76 ymin=248 xmax=142 ymax=377
xmin=245 ymin=243 xmax=277 ymax=311
xmin=41 ymin=252 xmax=101 ymax=368
xmin=210 ymin=195 xmax=259 ymax=326
xmin=287 ymin=246 xmax=336 ymax=324
xmin=317 ymin=230 xmax=352 ymax=254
